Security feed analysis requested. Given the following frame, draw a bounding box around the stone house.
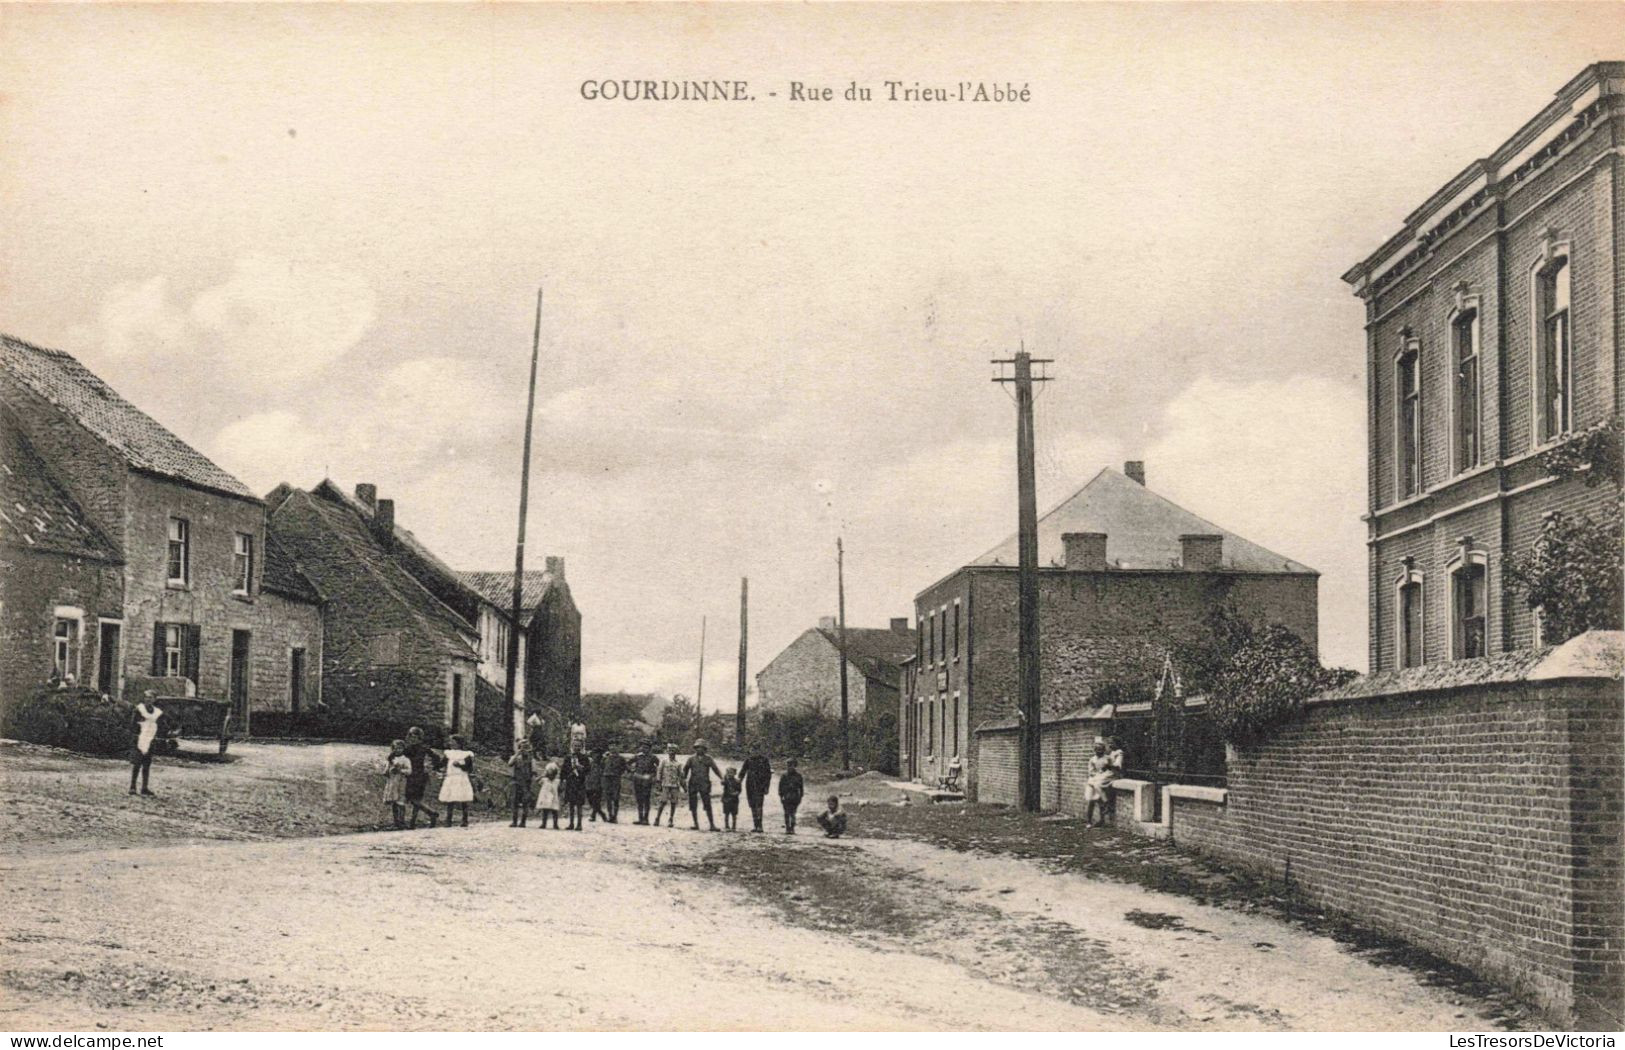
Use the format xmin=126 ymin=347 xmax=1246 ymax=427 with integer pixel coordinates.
xmin=1 ymin=334 xmax=324 ymax=731
xmin=1343 ymin=61 xmax=1623 ymax=671
xmin=756 ymin=616 xmax=916 ymax=717
xmin=456 ymin=565 xmax=582 ymax=746
xmin=903 ymin=461 xmax=1318 ymax=797
xmin=265 ymin=480 xmax=479 ymax=740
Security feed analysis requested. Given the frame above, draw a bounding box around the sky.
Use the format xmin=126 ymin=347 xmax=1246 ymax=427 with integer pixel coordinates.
xmin=3 ymin=4 xmax=1619 ymax=706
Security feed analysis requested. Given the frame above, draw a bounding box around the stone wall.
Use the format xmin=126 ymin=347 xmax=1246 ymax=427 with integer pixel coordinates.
xmin=0 ymin=546 xmax=123 ymax=723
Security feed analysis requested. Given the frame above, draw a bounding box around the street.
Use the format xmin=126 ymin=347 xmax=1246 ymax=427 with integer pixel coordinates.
xmin=0 ymin=742 xmax=1522 ymax=1031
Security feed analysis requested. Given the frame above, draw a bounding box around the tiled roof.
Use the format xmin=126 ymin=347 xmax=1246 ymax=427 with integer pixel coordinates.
xmin=456 ymin=570 xmax=559 ymax=618
xmin=815 ymin=625 xmax=917 ymax=684
xmin=970 ymin=467 xmax=1315 ymax=575
xmin=0 ymin=412 xmax=118 ymax=561
xmin=1 ymin=334 xmax=256 ymax=500
xmin=261 ymin=529 xmax=322 ymax=604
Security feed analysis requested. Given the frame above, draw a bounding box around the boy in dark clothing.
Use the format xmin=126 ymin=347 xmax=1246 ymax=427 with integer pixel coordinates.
xmin=586 ymin=747 xmax=607 ymax=822
xmin=402 ymin=726 xmax=445 ymax=829
xmin=601 ymin=747 xmax=627 ymax=823
xmin=628 ymin=741 xmax=659 ymax=824
xmin=507 ymin=740 xmax=535 ymax=827
xmin=559 ymin=747 xmax=591 ymax=830
xmin=683 ymin=740 xmax=725 ymax=831
xmin=777 ymin=758 xmax=805 ymax=834
xmin=720 ymin=767 xmax=742 ymax=831
xmin=740 ymin=748 xmax=772 ymax=833
xmin=816 ymin=795 xmax=848 ymax=838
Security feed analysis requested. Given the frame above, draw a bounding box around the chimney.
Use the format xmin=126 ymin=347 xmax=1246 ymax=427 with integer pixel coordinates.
xmin=355 ymin=483 xmax=377 ymax=510
xmin=1180 ymin=533 xmax=1223 ymax=571
xmin=890 ymin=617 xmax=910 ymax=633
xmin=371 ymin=498 xmax=395 ymax=547
xmin=818 ymin=615 xmax=836 ymax=631
xmin=545 ymin=555 xmax=565 ymax=579
xmin=1124 ymin=461 xmax=1145 ymax=486
xmin=1062 ymin=532 xmax=1108 ymax=571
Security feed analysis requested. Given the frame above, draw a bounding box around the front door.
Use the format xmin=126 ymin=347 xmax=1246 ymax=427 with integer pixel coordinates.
xmin=289 ymin=648 xmax=306 ymax=714
xmin=97 ymin=622 xmax=121 ymax=696
xmin=230 ymin=630 xmax=251 ymax=729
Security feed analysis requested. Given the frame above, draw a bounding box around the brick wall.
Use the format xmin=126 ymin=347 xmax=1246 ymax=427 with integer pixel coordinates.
xmin=1164 ymin=668 xmax=1622 ymax=1028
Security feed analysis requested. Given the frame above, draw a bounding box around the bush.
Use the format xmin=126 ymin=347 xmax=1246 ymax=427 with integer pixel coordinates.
xmin=1506 ymin=503 xmax=1624 ymax=645
xmin=9 ymin=686 xmax=134 ymax=756
xmin=1207 ymin=625 xmax=1356 ymax=748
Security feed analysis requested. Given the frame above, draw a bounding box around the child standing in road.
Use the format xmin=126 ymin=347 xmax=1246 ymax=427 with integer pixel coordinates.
xmin=720 ymin=767 xmax=742 ymax=831
xmin=508 ymin=740 xmax=535 ymax=828
xmin=439 ymin=734 xmax=476 ymax=828
xmin=534 ymin=760 xmax=561 ymax=829
xmin=778 ymin=758 xmax=805 ymax=834
xmin=383 ymin=739 xmax=410 ymax=829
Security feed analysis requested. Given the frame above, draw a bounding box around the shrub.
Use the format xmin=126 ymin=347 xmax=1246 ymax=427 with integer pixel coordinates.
xmin=9 ymin=686 xmax=134 ymax=756
xmin=1506 ymin=501 xmax=1625 ymax=644
xmin=1207 ymin=625 xmax=1356 ymax=748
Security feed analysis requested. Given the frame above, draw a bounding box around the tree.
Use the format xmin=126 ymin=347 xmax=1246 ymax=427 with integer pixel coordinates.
xmin=580 ymin=691 xmax=655 ymax=749
xmin=659 ymin=693 xmax=698 ymax=742
xmin=1206 ymin=625 xmax=1356 ymax=748
xmin=1506 ymin=414 xmax=1624 ymax=644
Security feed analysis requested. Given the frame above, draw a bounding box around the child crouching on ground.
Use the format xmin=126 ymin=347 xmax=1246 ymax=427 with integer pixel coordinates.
xmin=383 ymin=739 xmax=410 ymax=829
xmin=816 ymin=795 xmax=848 ymax=838
xmin=720 ymin=767 xmax=742 ymax=831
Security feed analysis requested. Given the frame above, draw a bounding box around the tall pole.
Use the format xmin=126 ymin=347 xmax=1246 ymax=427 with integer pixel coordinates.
xmin=736 ymin=578 xmax=749 ymax=747
xmin=993 ymin=348 xmax=1052 ymax=812
xmin=696 ymin=616 xmax=707 ymax=711
xmin=837 ymin=536 xmax=851 ymax=771
xmin=506 ymin=287 xmax=544 ymax=746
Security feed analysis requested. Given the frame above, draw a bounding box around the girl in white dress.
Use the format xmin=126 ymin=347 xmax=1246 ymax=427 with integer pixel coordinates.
xmin=533 ymin=760 xmax=561 ymax=830
xmin=438 ymin=735 xmax=476 ymax=827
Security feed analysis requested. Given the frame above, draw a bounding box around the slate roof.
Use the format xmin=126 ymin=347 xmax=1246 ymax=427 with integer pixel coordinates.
xmin=0 ymin=411 xmax=118 ymax=561
xmin=970 ymin=467 xmax=1315 ymax=575
xmin=815 ymin=625 xmax=918 ymax=685
xmin=456 ymin=570 xmax=559 ymax=619
xmin=261 ymin=529 xmax=322 ymax=604
xmin=1 ymin=334 xmax=256 ymax=500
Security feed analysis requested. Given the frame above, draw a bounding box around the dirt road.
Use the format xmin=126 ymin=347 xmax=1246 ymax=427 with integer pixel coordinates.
xmin=1 ymin=799 xmax=1515 ymax=1031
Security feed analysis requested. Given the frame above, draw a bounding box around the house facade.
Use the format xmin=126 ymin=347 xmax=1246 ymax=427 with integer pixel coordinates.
xmin=756 ymin=616 xmax=916 ymax=717
xmin=457 ymin=563 xmax=583 ymax=746
xmin=902 ymin=462 xmax=1318 ymax=797
xmin=1343 ymin=62 xmax=1623 ymax=672
xmin=1 ymin=334 xmax=323 ymax=731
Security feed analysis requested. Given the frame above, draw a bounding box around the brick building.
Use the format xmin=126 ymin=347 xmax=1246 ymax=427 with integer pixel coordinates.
xmin=756 ymin=616 xmax=915 ymax=717
xmin=0 ymin=334 xmax=324 ymax=731
xmin=1343 ymin=62 xmax=1623 ymax=671
xmin=265 ymin=480 xmax=483 ymax=740
xmin=903 ymin=461 xmax=1318 ymax=797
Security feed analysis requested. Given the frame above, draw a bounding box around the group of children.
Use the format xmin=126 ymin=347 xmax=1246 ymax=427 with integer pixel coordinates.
xmin=382 ymin=733 xmax=851 ymax=839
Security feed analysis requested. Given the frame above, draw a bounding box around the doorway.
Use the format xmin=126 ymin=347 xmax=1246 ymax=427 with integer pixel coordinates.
xmin=230 ymin=630 xmax=251 ymax=729
xmin=97 ymin=622 xmax=121 ymax=696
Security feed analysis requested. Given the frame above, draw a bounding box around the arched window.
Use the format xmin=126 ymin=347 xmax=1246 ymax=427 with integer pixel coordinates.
xmin=1449 ymin=547 xmax=1489 ymax=660
xmin=1534 ymin=252 xmax=1572 ymax=442
xmin=1395 ymin=562 xmax=1425 ymax=668
xmin=1452 ymin=307 xmax=1481 ymax=472
xmin=1395 ymin=337 xmax=1422 ymax=498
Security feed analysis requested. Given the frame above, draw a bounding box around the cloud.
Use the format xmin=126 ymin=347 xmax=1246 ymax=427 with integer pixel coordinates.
xmin=213 ymin=410 xmax=341 ymax=494
xmin=190 ymin=253 xmax=376 ymax=382
xmin=97 ymin=275 xmax=193 ymax=358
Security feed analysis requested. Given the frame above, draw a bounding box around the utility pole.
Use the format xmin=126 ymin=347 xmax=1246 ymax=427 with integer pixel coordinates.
xmin=506 ymin=287 xmax=544 ymax=747
xmin=992 ymin=348 xmax=1052 ymax=812
xmin=696 ymin=616 xmax=706 ymax=711
xmin=736 ymin=578 xmax=748 ymax=747
xmin=837 ymin=536 xmax=851 ymax=771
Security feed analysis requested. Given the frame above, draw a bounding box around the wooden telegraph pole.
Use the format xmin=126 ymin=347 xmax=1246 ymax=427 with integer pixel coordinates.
xmin=837 ymin=536 xmax=851 ymax=771
xmin=505 ymin=288 xmax=544 ymax=746
xmin=696 ymin=616 xmax=707 ymax=711
xmin=993 ymin=348 xmax=1052 ymax=812
xmin=736 ymin=578 xmax=749 ymax=746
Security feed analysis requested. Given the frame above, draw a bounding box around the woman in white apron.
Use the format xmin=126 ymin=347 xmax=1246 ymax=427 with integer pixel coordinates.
xmin=130 ymin=690 xmax=163 ymax=796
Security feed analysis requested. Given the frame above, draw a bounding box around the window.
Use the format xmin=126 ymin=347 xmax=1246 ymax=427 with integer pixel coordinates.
xmin=1453 ymin=309 xmax=1481 ymax=473
xmin=1537 ymin=257 xmax=1572 ymax=442
xmin=163 ymin=624 xmax=183 ymax=677
xmin=53 ymin=618 xmax=80 ymax=679
xmin=233 ymin=533 xmax=254 ymax=595
xmin=1396 ymin=344 xmax=1421 ymax=498
xmin=1396 ymin=567 xmax=1424 ymax=669
xmin=927 ymin=610 xmax=936 ymax=664
xmin=1453 ymin=557 xmax=1488 ymax=659
xmin=953 ymin=600 xmax=961 ymax=660
xmin=939 ymin=605 xmax=948 ymax=665
xmin=495 ymin=619 xmax=509 ymax=668
xmin=167 ymin=518 xmax=190 ymax=586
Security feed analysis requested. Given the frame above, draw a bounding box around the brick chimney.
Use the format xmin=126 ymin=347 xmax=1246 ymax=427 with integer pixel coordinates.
xmin=545 ymin=555 xmax=565 ymax=579
xmin=1124 ymin=461 xmax=1145 ymax=486
xmin=818 ymin=615 xmax=836 ymax=631
xmin=890 ymin=617 xmax=909 ymax=632
xmin=371 ymin=498 xmax=395 ymax=548
xmin=355 ymin=483 xmax=377 ymax=510
xmin=1180 ymin=533 xmax=1223 ymax=571
xmin=1062 ymin=532 xmax=1108 ymax=571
